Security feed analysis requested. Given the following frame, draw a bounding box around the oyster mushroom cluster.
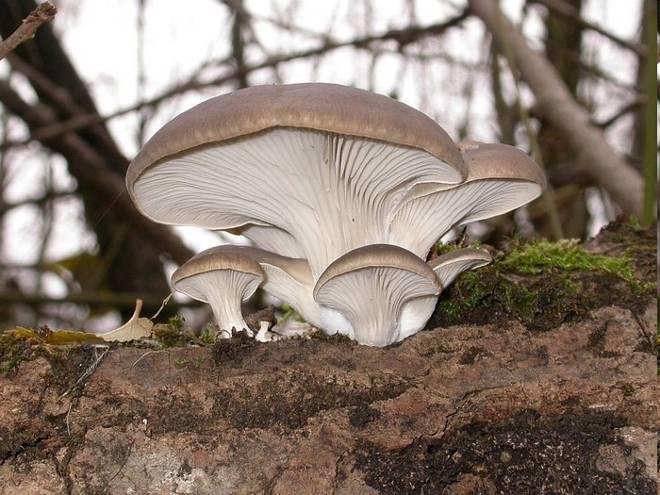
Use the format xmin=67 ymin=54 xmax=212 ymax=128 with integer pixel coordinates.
xmin=126 ymin=83 xmax=545 ymax=347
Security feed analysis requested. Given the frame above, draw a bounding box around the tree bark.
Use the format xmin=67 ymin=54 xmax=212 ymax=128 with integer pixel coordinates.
xmin=0 ymin=224 xmax=656 ymax=494
xmin=469 ymin=0 xmax=645 ymax=217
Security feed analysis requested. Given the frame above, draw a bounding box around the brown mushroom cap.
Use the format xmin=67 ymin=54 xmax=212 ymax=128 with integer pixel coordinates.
xmin=428 ymin=247 xmax=492 ymax=289
xmin=405 ymin=141 xmax=546 ymax=201
xmin=171 ymin=245 xmax=264 ymax=295
xmin=313 ymin=243 xmax=439 ymax=298
xmin=458 ymin=141 xmax=547 ymax=186
xmin=127 ymin=83 xmax=465 ymax=194
xmin=180 ymin=245 xmax=310 ymax=287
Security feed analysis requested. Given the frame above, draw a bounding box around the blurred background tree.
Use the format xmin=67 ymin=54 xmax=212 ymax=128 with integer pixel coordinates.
xmin=0 ymin=0 xmax=656 ymax=331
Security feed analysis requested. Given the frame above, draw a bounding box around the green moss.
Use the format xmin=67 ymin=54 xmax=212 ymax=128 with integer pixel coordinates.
xmin=152 ymin=315 xmax=198 ymax=347
xmin=199 ymin=325 xmax=217 ymax=345
xmin=168 ymin=314 xmax=185 ymax=332
xmin=433 ymin=267 xmax=581 ymax=330
xmin=276 ymin=304 xmax=305 ymax=326
xmin=499 ymin=240 xmax=639 ymax=284
xmin=429 ymin=227 xmax=655 ymax=332
xmin=0 ymin=335 xmax=27 ymax=375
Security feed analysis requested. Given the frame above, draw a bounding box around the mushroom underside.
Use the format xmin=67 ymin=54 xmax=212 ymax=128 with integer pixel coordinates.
xmin=390 ymin=179 xmax=542 ymax=258
xmin=133 ymin=127 xmax=462 ymax=279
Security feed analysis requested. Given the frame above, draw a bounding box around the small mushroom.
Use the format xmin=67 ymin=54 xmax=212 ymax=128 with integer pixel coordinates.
xmin=313 ymin=244 xmax=440 ymax=346
xmin=428 ymin=247 xmax=493 ymax=288
xmin=390 ymin=141 xmax=545 ymax=258
xmin=183 ymin=245 xmax=326 ymax=331
xmin=171 ymin=249 xmax=264 ymax=338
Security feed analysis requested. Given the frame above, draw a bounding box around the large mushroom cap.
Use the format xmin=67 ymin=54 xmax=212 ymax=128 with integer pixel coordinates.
xmin=127 ymin=83 xmax=465 ymax=191
xmin=313 ymin=244 xmax=440 ymax=346
xmin=172 ymin=247 xmax=265 ymax=335
xmin=127 ymin=84 xmax=467 ymax=279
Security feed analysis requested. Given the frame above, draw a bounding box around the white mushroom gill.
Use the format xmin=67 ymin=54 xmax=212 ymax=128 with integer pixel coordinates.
xmin=315 ymin=266 xmax=439 ymax=346
xmin=133 ymin=128 xmax=461 ymax=280
xmin=429 ymin=248 xmax=492 ymax=288
xmin=257 ymin=262 xmax=321 ymax=327
xmin=232 ymin=224 xmax=305 ymax=259
xmin=389 ymin=180 xmax=541 ymax=258
xmin=257 ymin=258 xmax=351 ymax=336
xmin=174 ymin=271 xmax=261 ymax=337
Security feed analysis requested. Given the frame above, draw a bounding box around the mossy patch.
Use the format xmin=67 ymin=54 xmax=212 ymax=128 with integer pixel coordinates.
xmin=428 ymin=223 xmax=655 ymax=331
xmin=499 ymin=239 xmax=641 ymax=286
xmin=151 ymin=315 xmax=200 ymax=347
xmin=0 ymin=331 xmax=99 ymax=393
xmin=0 ymin=333 xmax=32 ymax=375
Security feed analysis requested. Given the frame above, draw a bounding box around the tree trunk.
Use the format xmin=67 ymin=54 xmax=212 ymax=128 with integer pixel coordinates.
xmin=0 ymin=0 xmax=193 ymax=297
xmin=469 ymin=0 xmax=645 ymax=217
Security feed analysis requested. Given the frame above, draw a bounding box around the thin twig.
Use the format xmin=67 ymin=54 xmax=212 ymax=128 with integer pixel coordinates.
xmin=0 ymin=2 xmax=57 ymax=61
xmin=66 ymin=402 xmax=73 ymax=436
xmin=131 ymin=350 xmax=166 ymax=368
xmin=0 ymin=189 xmax=78 ymax=214
xmin=150 ymin=292 xmax=173 ymax=320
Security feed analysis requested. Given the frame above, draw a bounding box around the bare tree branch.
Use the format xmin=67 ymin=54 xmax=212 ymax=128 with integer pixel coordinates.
xmin=469 ymin=0 xmax=645 ymax=217
xmin=0 ymin=1 xmax=56 ymax=61
xmin=0 ymin=290 xmax=197 ymax=310
xmin=0 ymin=80 xmax=195 ymax=265
xmin=0 ymin=189 xmax=78 ymax=215
xmin=2 ymin=10 xmax=470 ymax=149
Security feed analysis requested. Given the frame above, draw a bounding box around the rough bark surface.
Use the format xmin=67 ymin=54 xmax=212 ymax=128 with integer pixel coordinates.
xmin=0 ymin=227 xmax=657 ymax=495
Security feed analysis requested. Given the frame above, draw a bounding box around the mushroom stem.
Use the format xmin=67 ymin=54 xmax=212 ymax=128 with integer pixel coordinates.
xmin=255 ymin=320 xmax=272 ymax=342
xmin=174 ymin=270 xmax=260 ymax=336
xmin=203 ymin=275 xmax=251 ymax=335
